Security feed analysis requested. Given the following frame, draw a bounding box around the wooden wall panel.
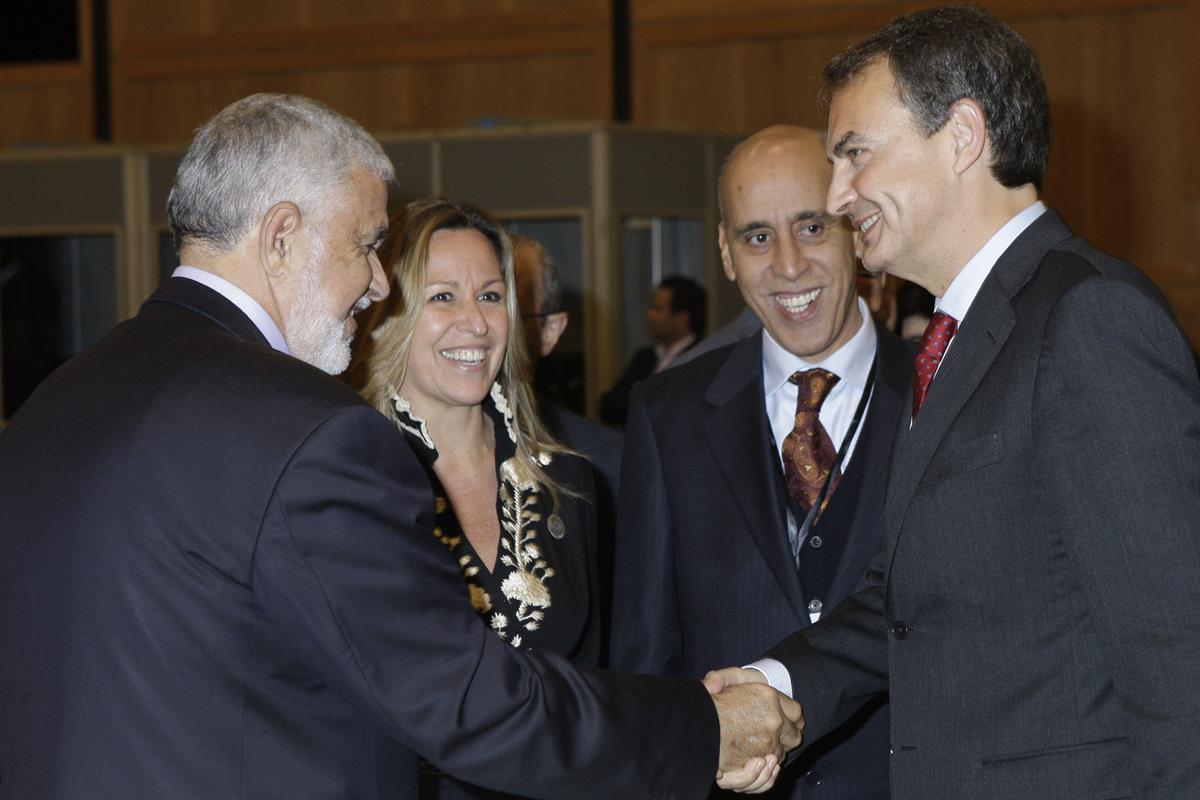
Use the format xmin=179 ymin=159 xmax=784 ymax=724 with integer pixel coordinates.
xmin=0 ymin=0 xmax=94 ymax=149
xmin=631 ymin=0 xmax=1200 ymax=347
xmin=107 ymin=0 xmax=612 ymax=144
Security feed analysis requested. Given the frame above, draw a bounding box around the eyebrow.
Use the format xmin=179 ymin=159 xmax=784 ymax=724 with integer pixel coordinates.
xmin=830 ymin=131 xmax=866 ymax=159
xmin=426 ymin=277 xmax=506 ymax=289
xmin=733 ymin=210 xmax=832 ymax=237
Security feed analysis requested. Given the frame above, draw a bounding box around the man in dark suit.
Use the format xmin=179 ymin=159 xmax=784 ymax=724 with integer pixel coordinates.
xmin=600 ymin=275 xmax=707 ymax=425
xmin=514 ymin=233 xmax=624 ymax=659
xmin=513 ymin=234 xmax=623 ymax=503
xmin=611 ymin=125 xmax=911 ymax=799
xmin=706 ymin=7 xmax=1200 ymax=799
xmin=0 ymin=93 xmax=802 ymax=799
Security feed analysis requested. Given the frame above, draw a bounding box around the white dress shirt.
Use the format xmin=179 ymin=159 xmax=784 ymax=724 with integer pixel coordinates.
xmin=936 ymin=201 xmax=1047 ymax=355
xmin=172 ymin=266 xmax=290 ymax=354
xmin=763 ymin=296 xmax=877 ymax=472
xmin=748 ymin=297 xmax=877 ymax=690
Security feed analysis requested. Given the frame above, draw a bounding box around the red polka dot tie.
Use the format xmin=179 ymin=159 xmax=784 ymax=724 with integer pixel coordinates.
xmin=912 ymin=311 xmax=958 ymax=420
xmin=782 ymin=369 xmax=840 ymax=517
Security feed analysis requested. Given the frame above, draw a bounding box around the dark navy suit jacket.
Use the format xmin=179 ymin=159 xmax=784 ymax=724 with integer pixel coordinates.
xmin=771 ymin=212 xmax=1200 ymax=799
xmin=611 ymin=322 xmax=912 ymax=799
xmin=0 ymin=278 xmax=719 ymax=800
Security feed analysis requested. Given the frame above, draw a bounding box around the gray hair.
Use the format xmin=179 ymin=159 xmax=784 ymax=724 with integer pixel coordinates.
xmin=513 ymin=235 xmax=563 ymax=316
xmin=167 ymin=93 xmax=395 ymax=253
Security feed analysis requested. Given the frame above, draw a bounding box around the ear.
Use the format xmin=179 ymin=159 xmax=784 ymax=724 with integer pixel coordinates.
xmin=539 ymin=311 xmax=568 ymax=357
xmin=718 ymin=224 xmax=736 ymax=282
xmin=259 ymin=201 xmax=303 ymax=278
xmin=947 ymin=98 xmax=987 ymax=176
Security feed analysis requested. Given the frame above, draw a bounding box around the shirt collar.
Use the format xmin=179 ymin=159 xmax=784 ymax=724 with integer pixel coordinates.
xmin=762 ymin=296 xmax=877 ymax=398
xmin=171 ymin=266 xmax=290 ymax=354
xmin=937 ymin=201 xmax=1047 ymax=322
xmin=655 ymin=332 xmax=697 ymax=370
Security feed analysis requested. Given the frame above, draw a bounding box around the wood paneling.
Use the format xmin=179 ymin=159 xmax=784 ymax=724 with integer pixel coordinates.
xmin=0 ymin=0 xmax=94 ymax=149
xmin=107 ymin=0 xmax=612 ymax=144
xmin=631 ymin=0 xmax=1200 ymax=347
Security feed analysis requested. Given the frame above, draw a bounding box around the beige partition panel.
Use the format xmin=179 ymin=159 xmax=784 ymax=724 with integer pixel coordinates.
xmin=0 ymin=148 xmax=149 ymax=421
xmin=0 ymin=123 xmax=735 ymax=420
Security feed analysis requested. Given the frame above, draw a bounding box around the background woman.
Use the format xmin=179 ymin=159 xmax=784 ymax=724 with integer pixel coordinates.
xmin=360 ymin=197 xmax=600 ymax=799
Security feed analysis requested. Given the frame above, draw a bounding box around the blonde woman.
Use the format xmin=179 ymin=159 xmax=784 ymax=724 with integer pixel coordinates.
xmin=361 ymin=198 xmax=600 ymax=800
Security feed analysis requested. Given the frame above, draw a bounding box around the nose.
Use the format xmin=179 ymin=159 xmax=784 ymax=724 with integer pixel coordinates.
xmin=775 ymin=230 xmax=812 ymax=282
xmin=366 ymin=250 xmax=390 ymax=303
xmin=826 ymin=161 xmax=855 ymax=217
xmin=457 ymin=298 xmax=489 ymax=336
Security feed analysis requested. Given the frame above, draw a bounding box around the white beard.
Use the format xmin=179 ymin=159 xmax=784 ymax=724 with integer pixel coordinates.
xmin=285 ymin=238 xmax=357 ymax=375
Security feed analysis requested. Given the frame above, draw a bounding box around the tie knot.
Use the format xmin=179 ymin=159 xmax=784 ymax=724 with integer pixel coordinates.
xmin=911 ymin=311 xmax=958 ymax=420
xmin=789 ymin=369 xmax=839 ymax=412
xmin=918 ymin=311 xmax=958 ymax=362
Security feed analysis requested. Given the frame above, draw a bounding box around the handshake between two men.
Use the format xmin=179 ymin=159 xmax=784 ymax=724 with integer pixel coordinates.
xmin=708 ymin=666 xmax=803 ymax=794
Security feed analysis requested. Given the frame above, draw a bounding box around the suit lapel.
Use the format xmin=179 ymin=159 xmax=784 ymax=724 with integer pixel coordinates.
xmin=700 ymin=336 xmax=809 ymax=622
xmin=826 ymin=325 xmax=910 ymax=606
xmin=884 ymin=211 xmax=1074 ymax=556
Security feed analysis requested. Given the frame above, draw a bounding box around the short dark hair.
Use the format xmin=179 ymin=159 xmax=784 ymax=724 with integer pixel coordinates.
xmin=823 ymin=4 xmax=1051 ymax=191
xmin=659 ymin=275 xmax=707 ymax=337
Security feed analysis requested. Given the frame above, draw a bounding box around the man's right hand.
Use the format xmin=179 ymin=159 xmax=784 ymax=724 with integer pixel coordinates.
xmin=709 ymin=679 xmax=804 ymax=782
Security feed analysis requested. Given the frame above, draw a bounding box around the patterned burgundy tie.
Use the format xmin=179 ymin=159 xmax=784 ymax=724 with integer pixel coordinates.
xmin=912 ymin=311 xmax=958 ymax=420
xmin=782 ymin=369 xmax=840 ymax=517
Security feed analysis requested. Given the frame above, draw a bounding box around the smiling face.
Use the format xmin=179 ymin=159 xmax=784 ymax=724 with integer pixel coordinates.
xmin=825 ymin=59 xmax=955 ymax=287
xmin=399 ymin=227 xmax=509 ymax=418
xmin=719 ymin=128 xmax=862 ymax=362
xmin=285 ymin=165 xmax=389 ymax=374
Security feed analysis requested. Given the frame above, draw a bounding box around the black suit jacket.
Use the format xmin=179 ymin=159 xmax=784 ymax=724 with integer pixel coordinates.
xmin=540 ymin=401 xmax=624 ymax=664
xmin=610 ymin=322 xmax=912 ymax=799
xmin=0 ymin=278 xmax=718 ymax=800
xmin=600 ymin=345 xmax=659 ymax=424
xmin=771 ymin=211 xmax=1200 ymax=799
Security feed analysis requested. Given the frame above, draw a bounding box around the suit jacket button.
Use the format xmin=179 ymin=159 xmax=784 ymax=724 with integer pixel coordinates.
xmin=804 ymin=770 xmax=823 ymax=786
xmin=892 ymin=621 xmax=910 ymax=639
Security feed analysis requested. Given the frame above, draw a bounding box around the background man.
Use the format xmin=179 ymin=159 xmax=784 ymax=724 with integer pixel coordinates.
xmin=611 ymin=125 xmax=911 ymax=799
xmin=710 ymin=7 xmax=1200 ymax=799
xmin=513 ymin=233 xmax=624 ymax=656
xmin=513 ymin=234 xmax=622 ymax=509
xmin=0 ymin=93 xmax=800 ymax=799
xmin=600 ymin=274 xmax=706 ymax=424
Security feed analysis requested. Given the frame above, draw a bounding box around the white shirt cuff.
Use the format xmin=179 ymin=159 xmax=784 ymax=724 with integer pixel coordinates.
xmin=745 ymin=658 xmax=793 ymax=699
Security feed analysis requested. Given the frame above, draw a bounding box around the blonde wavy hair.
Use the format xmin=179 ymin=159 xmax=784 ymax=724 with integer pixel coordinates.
xmin=359 ymin=196 xmax=577 ymax=500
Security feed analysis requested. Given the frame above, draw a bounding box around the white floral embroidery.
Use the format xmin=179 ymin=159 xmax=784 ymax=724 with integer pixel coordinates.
xmin=389 ymin=390 xmax=435 ymax=450
xmin=489 ymin=381 xmax=519 ymax=445
xmin=416 ymin=385 xmax=561 ymax=650
xmin=489 ymin=382 xmax=553 ymax=469
xmin=497 ymin=459 xmax=555 ymax=635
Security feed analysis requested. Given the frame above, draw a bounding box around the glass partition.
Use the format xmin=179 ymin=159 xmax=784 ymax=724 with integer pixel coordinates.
xmin=1 ymin=234 xmax=118 ymax=418
xmin=619 ymin=215 xmax=705 ymax=364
